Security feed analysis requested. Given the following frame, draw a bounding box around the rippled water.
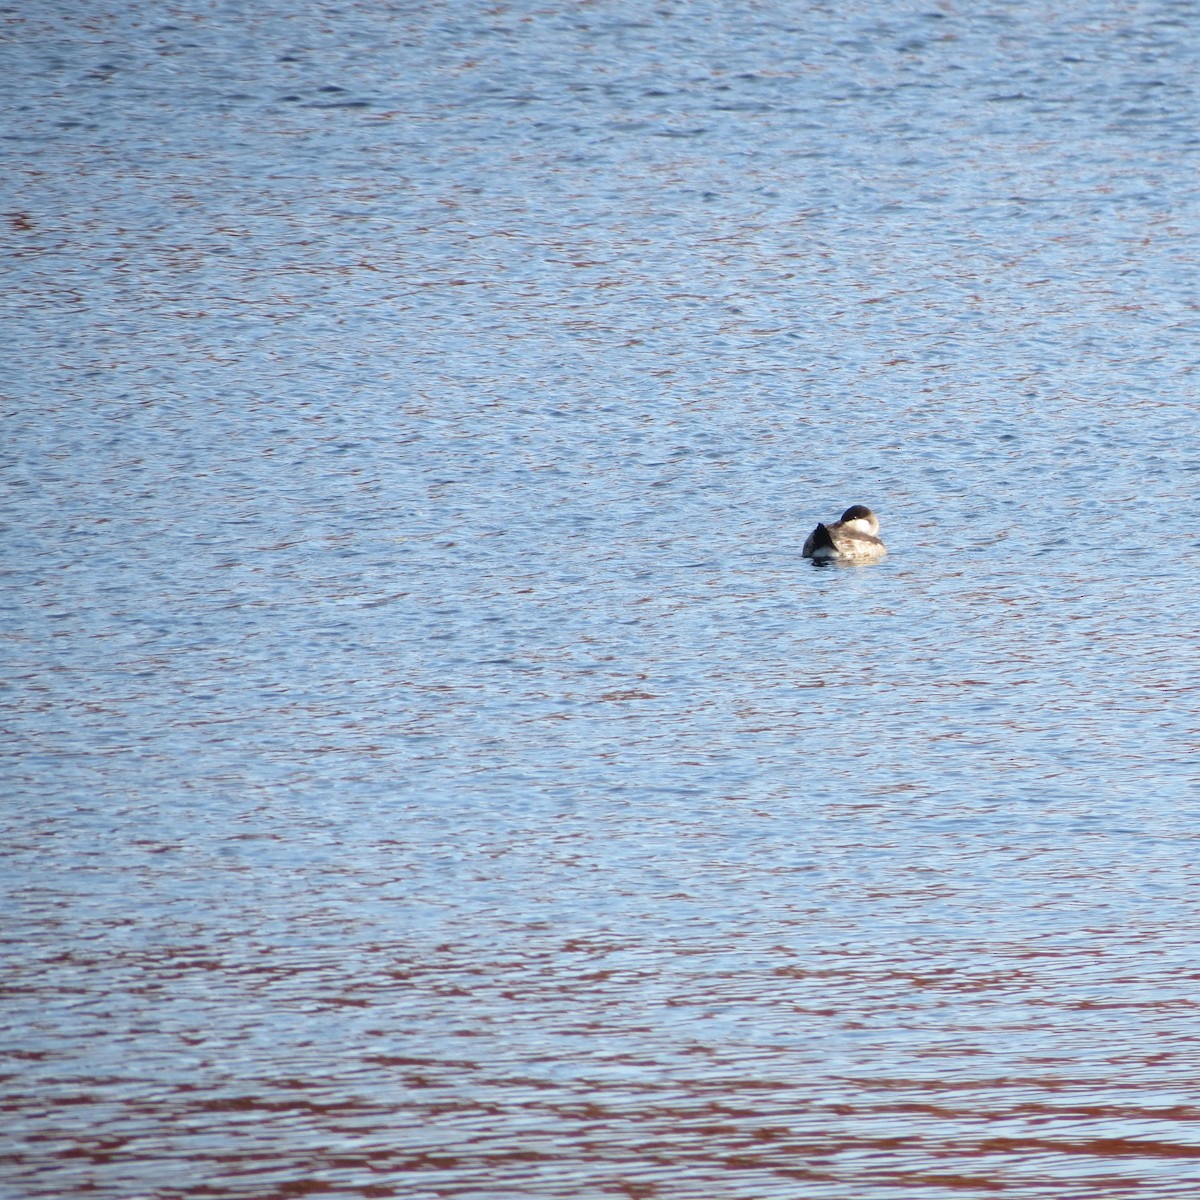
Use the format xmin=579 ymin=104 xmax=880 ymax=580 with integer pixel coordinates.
xmin=4 ymin=1 xmax=1200 ymax=1197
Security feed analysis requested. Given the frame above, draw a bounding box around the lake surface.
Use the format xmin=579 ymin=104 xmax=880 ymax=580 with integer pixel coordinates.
xmin=3 ymin=1 xmax=1200 ymax=1197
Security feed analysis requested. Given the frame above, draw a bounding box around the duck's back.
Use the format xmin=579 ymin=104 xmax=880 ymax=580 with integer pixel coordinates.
xmin=830 ymin=529 xmax=887 ymax=562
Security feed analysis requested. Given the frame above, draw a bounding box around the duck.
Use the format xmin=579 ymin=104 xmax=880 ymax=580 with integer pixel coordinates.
xmin=802 ymin=504 xmax=887 ymax=563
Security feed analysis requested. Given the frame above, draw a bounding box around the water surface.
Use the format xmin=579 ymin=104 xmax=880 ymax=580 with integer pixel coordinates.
xmin=3 ymin=1 xmax=1200 ymax=1197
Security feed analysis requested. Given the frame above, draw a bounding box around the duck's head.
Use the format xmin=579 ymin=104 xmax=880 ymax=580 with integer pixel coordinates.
xmin=838 ymin=504 xmax=880 ymax=536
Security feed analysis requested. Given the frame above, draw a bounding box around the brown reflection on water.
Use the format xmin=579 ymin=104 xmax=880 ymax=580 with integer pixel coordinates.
xmin=9 ymin=923 xmax=1200 ymax=1200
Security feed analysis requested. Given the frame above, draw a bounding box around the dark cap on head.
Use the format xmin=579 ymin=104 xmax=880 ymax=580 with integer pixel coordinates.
xmin=840 ymin=504 xmax=874 ymax=522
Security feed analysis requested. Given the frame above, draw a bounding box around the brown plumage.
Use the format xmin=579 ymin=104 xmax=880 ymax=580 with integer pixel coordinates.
xmin=802 ymin=505 xmax=887 ymax=563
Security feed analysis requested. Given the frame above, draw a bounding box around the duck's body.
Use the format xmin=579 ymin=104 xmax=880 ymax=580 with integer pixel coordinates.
xmin=802 ymin=504 xmax=887 ymax=563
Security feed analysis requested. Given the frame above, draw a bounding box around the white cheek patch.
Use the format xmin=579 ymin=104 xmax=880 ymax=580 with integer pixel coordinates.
xmin=842 ymin=518 xmax=873 ymax=535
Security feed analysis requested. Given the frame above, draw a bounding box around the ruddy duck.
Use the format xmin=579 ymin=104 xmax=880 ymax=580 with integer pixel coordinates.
xmin=802 ymin=504 xmax=887 ymax=563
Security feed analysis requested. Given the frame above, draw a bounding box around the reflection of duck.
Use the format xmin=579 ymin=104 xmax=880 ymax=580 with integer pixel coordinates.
xmin=802 ymin=504 xmax=887 ymax=563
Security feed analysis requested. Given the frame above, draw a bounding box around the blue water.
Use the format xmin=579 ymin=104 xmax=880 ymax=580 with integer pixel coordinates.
xmin=3 ymin=1 xmax=1200 ymax=1197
